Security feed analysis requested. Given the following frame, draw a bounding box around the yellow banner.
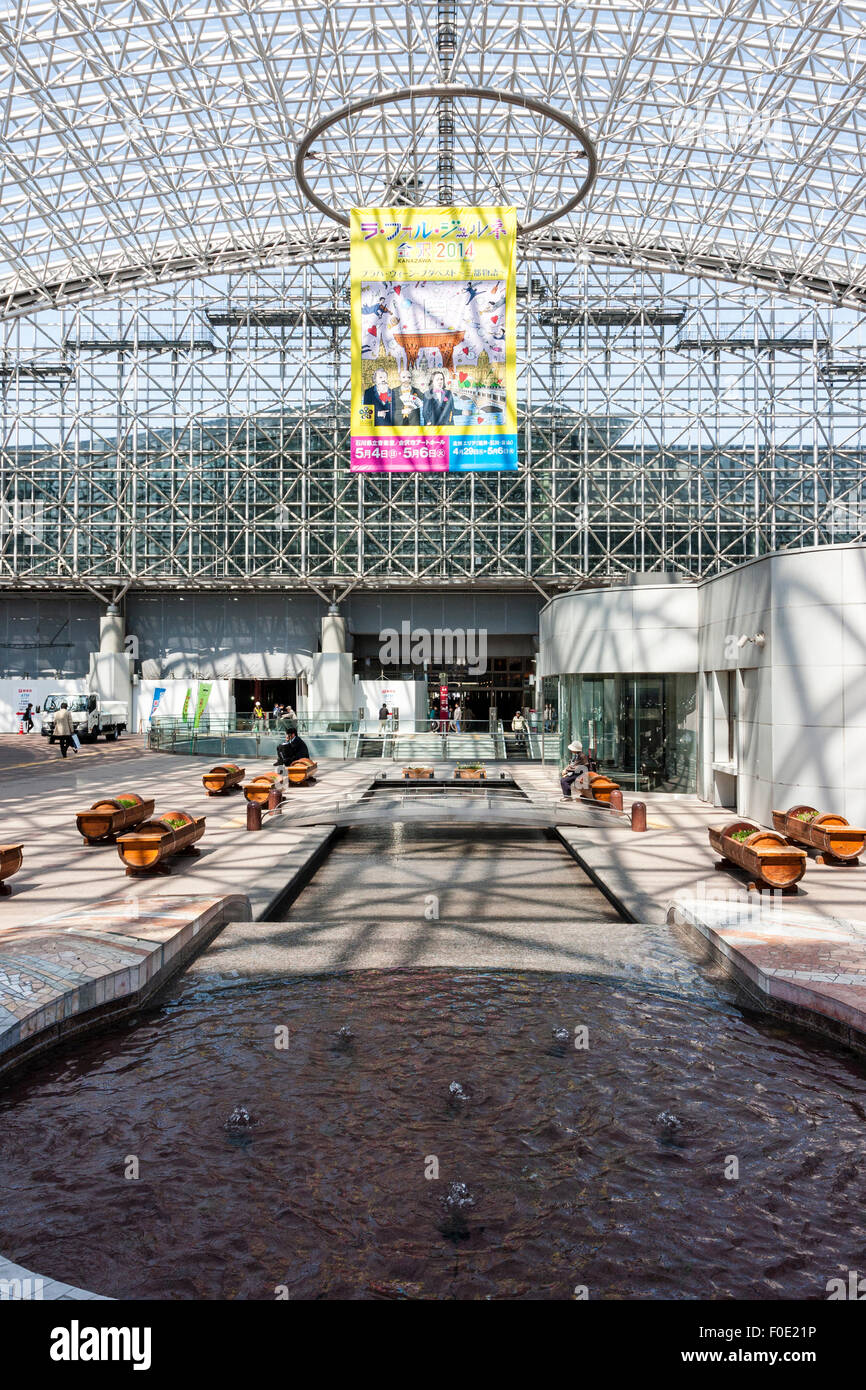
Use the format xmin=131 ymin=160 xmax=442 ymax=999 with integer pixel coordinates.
xmin=350 ymin=206 xmax=517 ymax=473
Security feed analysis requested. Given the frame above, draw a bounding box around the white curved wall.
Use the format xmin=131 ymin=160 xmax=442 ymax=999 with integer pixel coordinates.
xmin=540 ymin=545 xmax=866 ymax=825
xmin=540 ymin=581 xmax=698 ymax=676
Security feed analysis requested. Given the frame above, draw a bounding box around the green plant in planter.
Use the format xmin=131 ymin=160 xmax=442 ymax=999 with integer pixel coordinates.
xmin=796 ymin=809 xmax=818 ymax=821
xmin=729 ymin=828 xmax=754 ymax=842
xmin=162 ymin=814 xmax=190 ymax=831
xmin=116 ymin=796 xmax=138 ymax=809
xmin=456 ymin=762 xmax=484 ymax=771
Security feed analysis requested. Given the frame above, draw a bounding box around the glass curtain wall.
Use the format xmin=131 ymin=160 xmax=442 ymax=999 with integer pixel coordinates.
xmin=559 ymin=673 xmax=697 ymax=792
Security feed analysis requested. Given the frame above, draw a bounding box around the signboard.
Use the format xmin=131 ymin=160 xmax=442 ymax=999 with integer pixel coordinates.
xmin=149 ymin=687 xmax=166 ymax=721
xmin=193 ymin=682 xmax=212 ymax=729
xmin=350 ymin=206 xmax=517 ymax=473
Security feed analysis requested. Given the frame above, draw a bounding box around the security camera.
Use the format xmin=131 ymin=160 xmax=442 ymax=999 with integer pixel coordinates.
xmin=737 ymin=633 xmax=749 ymax=649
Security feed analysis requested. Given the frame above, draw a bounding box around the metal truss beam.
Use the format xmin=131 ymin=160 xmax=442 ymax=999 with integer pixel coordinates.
xmin=3 ymin=260 xmax=866 ymax=593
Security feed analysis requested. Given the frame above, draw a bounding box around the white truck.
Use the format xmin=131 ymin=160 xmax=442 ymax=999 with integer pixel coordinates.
xmin=40 ymin=692 xmax=128 ymax=743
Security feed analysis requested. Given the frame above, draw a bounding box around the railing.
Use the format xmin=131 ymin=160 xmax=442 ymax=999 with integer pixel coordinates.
xmin=148 ymin=713 xmax=359 ymax=758
xmin=494 ymin=720 xmax=506 ymax=759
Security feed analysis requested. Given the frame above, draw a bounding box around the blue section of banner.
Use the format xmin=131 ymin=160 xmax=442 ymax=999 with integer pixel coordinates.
xmin=448 ymin=435 xmax=519 ymax=471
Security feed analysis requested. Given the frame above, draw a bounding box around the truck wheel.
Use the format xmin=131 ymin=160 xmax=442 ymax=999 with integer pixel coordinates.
xmin=48 ymin=736 xmax=55 ymax=744
xmin=109 ymin=727 xmax=119 ymax=741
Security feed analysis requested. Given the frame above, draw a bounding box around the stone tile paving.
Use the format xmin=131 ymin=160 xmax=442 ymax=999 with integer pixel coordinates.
xmin=0 ymin=894 xmax=246 ymax=1068
xmin=670 ymin=899 xmax=866 ymax=1046
xmin=0 ymin=1253 xmax=111 ymax=1300
xmin=509 ymin=765 xmax=866 ymax=1050
xmin=0 ymin=748 xmax=374 ymax=930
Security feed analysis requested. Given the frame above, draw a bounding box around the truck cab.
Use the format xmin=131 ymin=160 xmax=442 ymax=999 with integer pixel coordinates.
xmin=41 ymin=693 xmax=127 ymax=742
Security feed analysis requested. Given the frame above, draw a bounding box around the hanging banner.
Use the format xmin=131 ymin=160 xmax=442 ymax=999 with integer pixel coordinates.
xmin=181 ymin=687 xmax=192 ymax=723
xmin=193 ymin=682 xmax=212 ymax=729
xmin=149 ymin=687 xmax=167 ymax=721
xmin=350 ymin=206 xmax=518 ymax=473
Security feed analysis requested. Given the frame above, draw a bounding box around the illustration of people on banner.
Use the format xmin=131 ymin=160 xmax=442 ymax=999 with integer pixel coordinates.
xmin=350 ymin=207 xmax=518 ymax=473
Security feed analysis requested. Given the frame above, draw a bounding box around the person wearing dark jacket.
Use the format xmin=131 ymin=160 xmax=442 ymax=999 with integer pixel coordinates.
xmin=276 ymin=726 xmax=310 ymax=766
xmin=422 ymin=370 xmax=454 ymax=425
xmin=362 ymin=368 xmax=395 ymax=425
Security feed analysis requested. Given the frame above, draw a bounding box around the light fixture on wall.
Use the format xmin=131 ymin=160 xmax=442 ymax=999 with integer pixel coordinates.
xmin=737 ymin=631 xmax=766 ymax=649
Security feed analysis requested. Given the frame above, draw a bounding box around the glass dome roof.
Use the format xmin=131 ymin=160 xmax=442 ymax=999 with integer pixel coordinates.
xmin=2 ymin=0 xmax=865 ymax=316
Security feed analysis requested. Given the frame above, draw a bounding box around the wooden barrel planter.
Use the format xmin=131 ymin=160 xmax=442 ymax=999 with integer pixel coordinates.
xmin=403 ymin=767 xmax=434 ymax=780
xmin=116 ymin=810 xmax=205 ymax=875
xmin=708 ymin=820 xmax=807 ymax=893
xmin=772 ymin=804 xmax=866 ymax=865
xmin=202 ymin=763 xmax=245 ymax=796
xmin=286 ymin=758 xmax=317 ymax=786
xmin=76 ymin=792 xmax=155 ymax=844
xmin=0 ymin=844 xmax=23 ymax=896
xmin=454 ymin=765 xmax=486 ymax=780
xmin=244 ymin=772 xmax=281 ymax=804
xmin=581 ymin=773 xmax=619 ymax=805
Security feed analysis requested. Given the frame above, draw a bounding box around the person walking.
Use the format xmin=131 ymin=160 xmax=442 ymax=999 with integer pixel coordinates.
xmin=511 ymin=709 xmax=527 ymax=749
xmin=560 ymin=739 xmax=590 ymax=799
xmin=252 ymin=700 xmax=265 ymax=733
xmin=53 ymin=701 xmax=77 ymax=758
xmin=451 ymin=699 xmax=462 ymax=733
xmin=23 ymin=702 xmax=34 ymax=732
xmin=378 ymin=702 xmax=390 ymax=737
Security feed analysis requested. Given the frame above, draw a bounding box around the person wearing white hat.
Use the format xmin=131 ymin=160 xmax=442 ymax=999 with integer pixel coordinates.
xmin=560 ymin=739 xmax=590 ymax=798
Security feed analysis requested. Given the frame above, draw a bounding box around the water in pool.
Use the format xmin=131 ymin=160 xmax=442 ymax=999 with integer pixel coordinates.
xmin=1 ymin=827 xmax=865 ymax=1300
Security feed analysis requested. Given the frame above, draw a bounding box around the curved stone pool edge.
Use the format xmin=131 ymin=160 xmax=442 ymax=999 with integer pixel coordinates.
xmin=0 ymin=893 xmax=259 ymax=1301
xmin=0 ymin=1252 xmax=111 ymax=1300
xmin=0 ymin=893 xmax=252 ymax=1084
xmin=669 ymin=898 xmax=866 ymax=1056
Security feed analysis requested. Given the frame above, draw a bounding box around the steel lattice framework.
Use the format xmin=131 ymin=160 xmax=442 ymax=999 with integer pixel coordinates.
xmin=2 ymin=1 xmax=866 ymax=591
xmin=2 ymin=1 xmax=866 ymax=315
xmin=3 ymin=261 xmax=866 ymax=590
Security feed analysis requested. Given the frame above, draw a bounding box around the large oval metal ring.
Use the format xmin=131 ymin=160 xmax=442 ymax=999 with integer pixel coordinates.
xmin=294 ymin=84 xmax=597 ymax=236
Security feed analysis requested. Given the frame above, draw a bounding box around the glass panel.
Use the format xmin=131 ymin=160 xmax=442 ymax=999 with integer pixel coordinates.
xmin=558 ymin=672 xmax=697 ymax=792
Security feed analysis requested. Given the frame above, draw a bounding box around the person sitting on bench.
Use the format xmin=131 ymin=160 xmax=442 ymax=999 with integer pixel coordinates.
xmin=276 ymin=725 xmax=310 ymax=767
xmin=560 ymin=740 xmax=590 ymax=799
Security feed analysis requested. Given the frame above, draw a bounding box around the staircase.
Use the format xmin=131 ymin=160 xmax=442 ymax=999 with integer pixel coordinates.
xmin=391 ymin=733 xmax=446 ymax=762
xmin=442 ymin=732 xmax=498 ymax=760
xmin=357 ymin=735 xmax=386 ymax=757
xmin=503 ymin=732 xmax=529 ymax=760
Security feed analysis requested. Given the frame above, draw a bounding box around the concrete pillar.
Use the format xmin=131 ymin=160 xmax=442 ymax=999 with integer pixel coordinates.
xmin=88 ymin=605 xmax=133 ymax=715
xmin=308 ymin=607 xmax=354 ymax=721
xmin=98 ymin=610 xmax=125 ymax=654
xmin=321 ymin=612 xmax=347 ymax=653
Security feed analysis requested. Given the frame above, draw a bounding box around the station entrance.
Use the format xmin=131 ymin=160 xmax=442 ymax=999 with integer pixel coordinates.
xmin=233 ymin=679 xmax=297 ymax=718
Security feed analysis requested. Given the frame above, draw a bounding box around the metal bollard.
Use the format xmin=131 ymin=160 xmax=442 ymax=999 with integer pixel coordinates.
xmin=246 ymin=801 xmax=263 ymax=832
xmin=631 ymin=800 xmax=647 ymax=832
xmin=267 ymin=784 xmax=282 ymax=812
xmin=609 ymin=787 xmax=623 ymax=814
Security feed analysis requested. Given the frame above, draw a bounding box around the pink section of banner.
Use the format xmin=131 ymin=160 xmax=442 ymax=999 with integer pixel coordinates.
xmin=351 ymin=435 xmax=449 ymax=472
